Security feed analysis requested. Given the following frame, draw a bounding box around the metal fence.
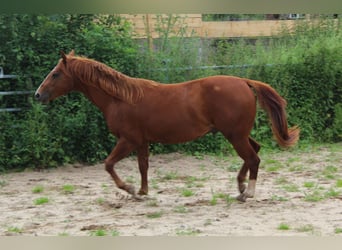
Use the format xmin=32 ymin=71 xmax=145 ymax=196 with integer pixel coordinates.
xmin=0 ymin=67 xmax=35 ymax=112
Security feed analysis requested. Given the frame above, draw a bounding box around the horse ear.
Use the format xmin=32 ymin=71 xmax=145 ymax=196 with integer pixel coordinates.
xmin=69 ymin=49 xmax=75 ymax=56
xmin=60 ymin=50 xmax=67 ymax=66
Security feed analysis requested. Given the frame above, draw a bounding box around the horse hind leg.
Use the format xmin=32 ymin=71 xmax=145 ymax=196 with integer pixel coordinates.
xmin=230 ymin=137 xmax=260 ymax=202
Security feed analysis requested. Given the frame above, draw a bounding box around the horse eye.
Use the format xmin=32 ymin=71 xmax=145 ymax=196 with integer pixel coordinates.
xmin=52 ymin=72 xmax=60 ymax=79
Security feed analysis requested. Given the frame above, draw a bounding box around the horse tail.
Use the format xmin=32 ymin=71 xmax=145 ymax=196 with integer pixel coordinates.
xmin=245 ymin=79 xmax=300 ymax=148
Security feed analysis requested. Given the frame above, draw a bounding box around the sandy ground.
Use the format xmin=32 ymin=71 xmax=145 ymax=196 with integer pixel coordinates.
xmin=0 ymin=144 xmax=341 ymax=236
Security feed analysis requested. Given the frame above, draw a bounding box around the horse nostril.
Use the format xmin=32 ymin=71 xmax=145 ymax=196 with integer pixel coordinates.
xmin=35 ymin=93 xmax=40 ymax=99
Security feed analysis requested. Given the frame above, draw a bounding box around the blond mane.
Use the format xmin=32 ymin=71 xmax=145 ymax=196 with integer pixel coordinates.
xmin=65 ymin=56 xmax=150 ymax=104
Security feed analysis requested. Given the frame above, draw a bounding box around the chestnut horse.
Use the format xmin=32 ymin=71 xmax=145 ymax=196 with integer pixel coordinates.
xmin=35 ymin=50 xmax=299 ymax=202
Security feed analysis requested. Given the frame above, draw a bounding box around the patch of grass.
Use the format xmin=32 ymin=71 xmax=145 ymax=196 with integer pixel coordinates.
xmin=303 ymin=190 xmax=325 ymax=202
xmin=146 ymin=199 xmax=159 ymax=207
xmin=335 ymin=228 xmax=342 ymax=234
xmin=162 ymin=171 xmax=179 ymax=181
xmin=264 ymin=159 xmax=283 ymax=172
xmin=296 ymin=224 xmax=315 ymax=233
xmin=7 ymin=226 xmax=23 ymax=234
xmin=34 ymin=197 xmax=49 ymax=205
xmin=96 ymin=197 xmax=105 ymax=205
xmin=275 ymin=177 xmax=289 ymax=185
xmin=282 ymin=184 xmax=300 ymax=192
xmin=324 ymin=188 xmax=340 ymax=198
xmin=336 ymin=179 xmax=342 ymax=188
xmin=89 ymin=229 xmax=107 ymax=236
xmin=277 ymin=223 xmax=290 ymax=230
xmin=111 ymin=230 xmax=120 ymax=236
xmin=185 ymin=176 xmax=207 ymax=188
xmin=0 ymin=179 xmax=8 ymax=188
xmin=62 ymin=184 xmax=75 ymax=194
xmin=271 ymin=195 xmax=288 ymax=202
xmin=125 ymin=176 xmax=135 ymax=184
xmin=303 ymin=181 xmax=316 ymax=188
xmin=32 ymin=185 xmax=44 ymax=193
xmin=181 ymin=189 xmax=195 ymax=197
xmin=146 ymin=211 xmax=163 ymax=219
xmin=322 ymin=165 xmax=338 ymax=179
xmin=173 ymin=205 xmax=188 ymax=213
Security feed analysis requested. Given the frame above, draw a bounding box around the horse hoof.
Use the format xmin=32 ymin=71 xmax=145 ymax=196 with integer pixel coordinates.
xmin=138 ymin=189 xmax=148 ymax=196
xmin=238 ymin=183 xmax=246 ymax=194
xmin=236 ymin=193 xmax=247 ymax=202
xmin=124 ymin=184 xmax=136 ymax=196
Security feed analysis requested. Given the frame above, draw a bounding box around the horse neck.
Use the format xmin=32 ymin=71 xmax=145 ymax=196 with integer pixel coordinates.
xmin=74 ymin=80 xmax=115 ymax=115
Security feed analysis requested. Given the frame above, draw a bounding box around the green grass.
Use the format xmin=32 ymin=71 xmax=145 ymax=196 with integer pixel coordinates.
xmin=34 ymin=197 xmax=49 ymax=205
xmin=282 ymin=184 xmax=300 ymax=192
xmin=277 ymin=223 xmax=290 ymax=230
xmin=181 ymin=189 xmax=195 ymax=197
xmin=303 ymin=182 xmax=316 ymax=188
xmin=322 ymin=165 xmax=338 ymax=179
xmin=296 ymin=224 xmax=315 ymax=233
xmin=336 ymin=179 xmax=342 ymax=188
xmin=162 ymin=171 xmax=179 ymax=181
xmin=146 ymin=211 xmax=163 ymax=219
xmin=7 ymin=226 xmax=23 ymax=234
xmin=0 ymin=179 xmax=7 ymax=188
xmin=173 ymin=205 xmax=188 ymax=213
xmin=32 ymin=185 xmax=44 ymax=193
xmin=62 ymin=184 xmax=75 ymax=194
xmin=271 ymin=195 xmax=288 ymax=202
xmin=335 ymin=228 xmax=342 ymax=234
xmin=89 ymin=229 xmax=107 ymax=236
xmin=324 ymin=188 xmax=340 ymax=198
xmin=303 ymin=190 xmax=325 ymax=202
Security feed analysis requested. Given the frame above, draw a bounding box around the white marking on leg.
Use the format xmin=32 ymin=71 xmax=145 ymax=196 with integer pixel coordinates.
xmin=245 ymin=180 xmax=256 ymax=198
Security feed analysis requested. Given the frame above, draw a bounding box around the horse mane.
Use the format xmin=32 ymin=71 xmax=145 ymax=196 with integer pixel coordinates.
xmin=65 ymin=56 xmax=153 ymax=104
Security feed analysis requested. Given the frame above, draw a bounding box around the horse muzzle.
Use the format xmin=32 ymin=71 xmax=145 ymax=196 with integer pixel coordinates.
xmin=34 ymin=91 xmax=50 ymax=104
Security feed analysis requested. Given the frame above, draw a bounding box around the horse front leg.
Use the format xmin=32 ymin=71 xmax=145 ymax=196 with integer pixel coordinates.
xmin=105 ymin=138 xmax=137 ymax=196
xmin=137 ymin=143 xmax=149 ymax=195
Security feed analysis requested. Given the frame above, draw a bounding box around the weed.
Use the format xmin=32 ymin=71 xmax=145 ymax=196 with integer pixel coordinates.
xmin=322 ymin=165 xmax=338 ymax=179
xmin=0 ymin=179 xmax=7 ymax=188
xmin=324 ymin=188 xmax=340 ymax=198
xmin=303 ymin=182 xmax=316 ymax=188
xmin=34 ymin=197 xmax=49 ymax=205
xmin=282 ymin=184 xmax=300 ymax=192
xmin=32 ymin=185 xmax=44 ymax=193
xmin=62 ymin=184 xmax=75 ymax=194
xmin=296 ymin=224 xmax=315 ymax=233
xmin=271 ymin=195 xmax=288 ymax=202
xmin=146 ymin=211 xmax=163 ymax=219
xmin=173 ymin=205 xmax=188 ymax=213
xmin=181 ymin=189 xmax=194 ymax=197
xmin=275 ymin=177 xmax=289 ymax=185
xmin=125 ymin=176 xmax=135 ymax=184
xmin=264 ymin=159 xmax=283 ymax=172
xmin=111 ymin=230 xmax=120 ymax=236
xmin=304 ymin=190 xmax=325 ymax=202
xmin=336 ymin=179 xmax=342 ymax=188
xmin=7 ymin=226 xmax=23 ymax=234
xmin=277 ymin=223 xmax=290 ymax=230
xmin=162 ymin=171 xmax=179 ymax=181
xmin=335 ymin=228 xmax=342 ymax=234
xmin=96 ymin=197 xmax=105 ymax=205
xmin=146 ymin=199 xmax=159 ymax=207
xmin=90 ymin=229 xmax=107 ymax=236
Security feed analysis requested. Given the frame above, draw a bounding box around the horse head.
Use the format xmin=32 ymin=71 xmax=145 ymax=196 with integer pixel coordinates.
xmin=35 ymin=50 xmax=75 ymax=104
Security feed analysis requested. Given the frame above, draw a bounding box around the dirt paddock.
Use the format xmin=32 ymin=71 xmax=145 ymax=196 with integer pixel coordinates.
xmin=1 ymin=144 xmax=341 ymax=236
